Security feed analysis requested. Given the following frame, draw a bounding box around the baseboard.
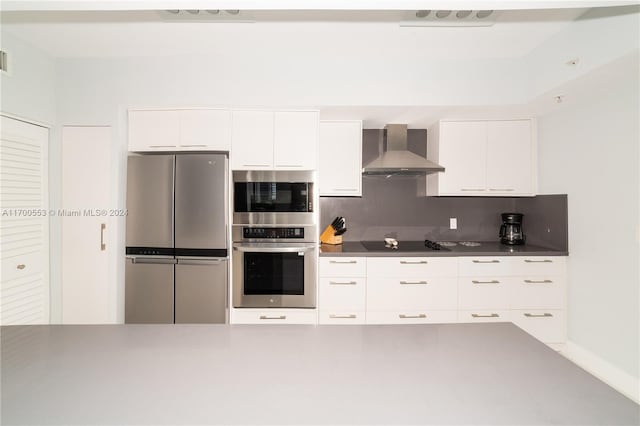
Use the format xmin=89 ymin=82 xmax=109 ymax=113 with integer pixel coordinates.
xmin=561 ymin=340 xmax=639 ymax=404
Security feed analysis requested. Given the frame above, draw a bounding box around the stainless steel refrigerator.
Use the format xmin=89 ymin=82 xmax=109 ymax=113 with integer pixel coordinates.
xmin=125 ymin=154 xmax=228 ymax=324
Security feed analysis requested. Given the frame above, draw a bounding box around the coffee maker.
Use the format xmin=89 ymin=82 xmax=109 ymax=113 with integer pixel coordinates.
xmin=499 ymin=213 xmax=526 ymax=245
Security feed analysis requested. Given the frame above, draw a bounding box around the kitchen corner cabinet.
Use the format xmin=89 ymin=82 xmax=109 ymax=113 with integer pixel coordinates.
xmin=425 ymin=119 xmax=536 ymax=196
xmin=319 ymin=120 xmax=363 ymax=196
xmin=128 ymin=109 xmax=231 ymax=152
xmin=231 ymin=110 xmax=319 ymax=171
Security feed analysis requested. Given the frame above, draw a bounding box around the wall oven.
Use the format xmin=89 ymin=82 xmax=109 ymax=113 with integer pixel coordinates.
xmin=233 ymin=170 xmax=315 ymax=226
xmin=232 ymin=226 xmax=317 ymax=308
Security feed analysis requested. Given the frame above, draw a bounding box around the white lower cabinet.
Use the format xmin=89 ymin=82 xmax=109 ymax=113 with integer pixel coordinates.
xmin=319 ymin=258 xmax=367 ymax=325
xmin=511 ymin=310 xmax=566 ymax=344
xmin=318 ymin=255 xmax=567 ymax=348
xmin=231 ymin=309 xmax=317 ymax=325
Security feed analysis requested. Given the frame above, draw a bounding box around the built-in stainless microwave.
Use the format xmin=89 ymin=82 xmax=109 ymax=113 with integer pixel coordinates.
xmin=232 ymin=171 xmax=315 ymax=225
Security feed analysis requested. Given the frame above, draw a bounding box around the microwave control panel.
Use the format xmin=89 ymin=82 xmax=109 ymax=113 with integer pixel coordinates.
xmin=243 ymin=227 xmax=305 ymax=239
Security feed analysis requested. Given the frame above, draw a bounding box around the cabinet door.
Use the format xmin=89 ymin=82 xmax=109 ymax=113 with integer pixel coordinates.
xmin=319 ymin=121 xmax=362 ymax=196
xmin=128 ymin=110 xmax=180 ymax=152
xmin=486 ymin=120 xmax=533 ymax=195
xmin=273 ymin=111 xmax=319 ymax=170
xmin=231 ymin=111 xmax=274 ymax=170
xmin=180 ymin=109 xmax=231 ymax=151
xmin=438 ymin=121 xmax=487 ymax=195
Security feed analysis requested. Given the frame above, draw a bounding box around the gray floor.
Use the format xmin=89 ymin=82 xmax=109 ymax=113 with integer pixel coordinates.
xmin=1 ymin=323 xmax=638 ymax=425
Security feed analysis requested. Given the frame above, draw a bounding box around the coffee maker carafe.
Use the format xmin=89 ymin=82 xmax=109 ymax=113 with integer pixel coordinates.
xmin=499 ymin=213 xmax=526 ymax=245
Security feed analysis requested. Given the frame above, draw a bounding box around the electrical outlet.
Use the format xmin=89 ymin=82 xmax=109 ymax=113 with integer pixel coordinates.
xmin=450 ymin=218 xmax=457 ymax=230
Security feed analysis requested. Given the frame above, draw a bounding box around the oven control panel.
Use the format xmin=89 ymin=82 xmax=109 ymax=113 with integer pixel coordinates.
xmin=243 ymin=227 xmax=305 ymax=239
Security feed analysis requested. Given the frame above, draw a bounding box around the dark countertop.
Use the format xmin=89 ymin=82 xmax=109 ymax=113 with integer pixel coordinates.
xmin=1 ymin=323 xmax=636 ymax=425
xmin=320 ymin=241 xmax=568 ymax=257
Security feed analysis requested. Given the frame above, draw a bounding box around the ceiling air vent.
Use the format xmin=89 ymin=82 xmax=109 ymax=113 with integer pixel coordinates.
xmin=0 ymin=50 xmax=8 ymax=73
xmin=158 ymin=9 xmax=254 ymax=23
xmin=401 ymin=10 xmax=499 ymax=27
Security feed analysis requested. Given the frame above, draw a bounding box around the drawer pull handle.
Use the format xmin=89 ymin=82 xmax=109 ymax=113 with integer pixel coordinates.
xmin=100 ymin=223 xmax=106 ymax=251
xmin=524 ymin=279 xmax=553 ymax=284
xmin=400 ymin=280 xmax=428 ymax=285
xmin=329 ymin=260 xmax=357 ymax=264
xmin=149 ymin=145 xmax=177 ymax=148
xmin=399 ymin=314 xmax=426 ymax=319
xmin=16 ymin=264 xmax=26 ymax=270
xmin=460 ymin=188 xmax=485 ymax=192
xmin=329 ymin=281 xmax=357 ymax=285
xmin=242 ymin=164 xmax=271 ymax=167
xmin=471 ymin=313 xmax=499 ymax=318
xmin=329 ymin=314 xmax=357 ymax=319
xmin=472 ymin=260 xmax=500 ymax=263
xmin=180 ymin=144 xmax=207 ymax=148
xmin=400 ymin=260 xmax=427 ymax=264
xmin=472 ymin=280 xmax=500 ymax=284
xmin=488 ymin=188 xmax=514 ymax=192
xmin=276 ymin=164 xmax=304 ymax=168
xmin=524 ymin=313 xmax=553 ymax=318
xmin=524 ymin=259 xmax=553 ymax=263
xmin=259 ymin=315 xmax=287 ymax=320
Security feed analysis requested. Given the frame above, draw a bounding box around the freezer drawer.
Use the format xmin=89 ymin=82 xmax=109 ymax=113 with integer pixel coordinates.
xmin=175 ymin=154 xmax=227 ymax=253
xmin=175 ymin=259 xmax=228 ymax=324
xmin=126 ymin=155 xmax=174 ymax=248
xmin=125 ymin=258 xmax=175 ymax=324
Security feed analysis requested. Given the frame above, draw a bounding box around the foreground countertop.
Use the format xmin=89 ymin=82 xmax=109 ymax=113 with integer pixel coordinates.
xmin=2 ymin=323 xmax=636 ymax=425
xmin=320 ymin=241 xmax=568 ymax=256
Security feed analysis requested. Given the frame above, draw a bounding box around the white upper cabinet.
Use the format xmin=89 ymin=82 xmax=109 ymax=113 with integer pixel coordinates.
xmin=179 ymin=109 xmax=231 ymax=151
xmin=486 ymin=120 xmax=533 ymax=195
xmin=426 ymin=119 xmax=536 ymax=196
xmin=232 ymin=110 xmax=319 ymax=171
xmin=274 ymin=111 xmax=319 ymax=170
xmin=319 ymin=120 xmax=362 ymax=196
xmin=129 ymin=110 xmax=180 ymax=151
xmin=128 ymin=109 xmax=231 ymax=152
xmin=231 ymin=110 xmax=274 ymax=170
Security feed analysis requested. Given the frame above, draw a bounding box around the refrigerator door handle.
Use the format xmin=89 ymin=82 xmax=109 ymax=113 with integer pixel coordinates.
xmin=128 ymin=257 xmax=177 ymax=264
xmin=177 ymin=258 xmax=227 ymax=265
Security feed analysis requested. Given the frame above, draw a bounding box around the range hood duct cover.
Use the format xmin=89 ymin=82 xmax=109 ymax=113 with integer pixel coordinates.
xmin=362 ymin=124 xmax=445 ymax=177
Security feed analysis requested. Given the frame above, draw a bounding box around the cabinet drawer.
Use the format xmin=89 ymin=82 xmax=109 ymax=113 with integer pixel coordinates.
xmin=319 ymin=277 xmax=365 ymax=311
xmin=458 ymin=257 xmax=510 ymax=276
xmin=319 ymin=257 xmax=366 ymax=277
xmin=367 ymin=277 xmax=457 ymax=310
xmin=511 ymin=257 xmax=566 ymax=276
xmin=319 ymin=311 xmax=365 ymax=325
xmin=366 ymin=310 xmax=458 ymax=325
xmin=458 ymin=277 xmax=510 ymax=310
xmin=367 ymin=257 xmax=457 ymax=278
xmin=1 ymin=252 xmax=43 ymax=282
xmin=511 ymin=310 xmax=566 ymax=343
xmin=510 ymin=276 xmax=566 ymax=309
xmin=458 ymin=310 xmax=510 ymax=323
xmin=231 ymin=309 xmax=317 ymax=325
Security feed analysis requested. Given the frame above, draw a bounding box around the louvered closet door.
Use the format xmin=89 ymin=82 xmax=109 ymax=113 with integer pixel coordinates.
xmin=0 ymin=115 xmax=49 ymax=325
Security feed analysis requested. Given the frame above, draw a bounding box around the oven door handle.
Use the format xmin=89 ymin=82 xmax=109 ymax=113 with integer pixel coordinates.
xmin=233 ymin=245 xmax=316 ymax=253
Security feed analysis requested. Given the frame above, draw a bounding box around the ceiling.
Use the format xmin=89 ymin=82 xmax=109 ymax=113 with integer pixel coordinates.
xmin=1 ymin=8 xmax=589 ymax=58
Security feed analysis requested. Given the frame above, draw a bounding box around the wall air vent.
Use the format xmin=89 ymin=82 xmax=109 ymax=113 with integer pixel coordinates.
xmin=401 ymin=10 xmax=499 ymax=27
xmin=0 ymin=50 xmax=8 ymax=74
xmin=158 ymin=9 xmax=254 ymax=23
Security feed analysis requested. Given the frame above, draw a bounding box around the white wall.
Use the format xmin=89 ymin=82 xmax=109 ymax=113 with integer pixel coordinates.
xmin=0 ymin=30 xmax=56 ymax=124
xmin=537 ymin=52 xmax=640 ymax=380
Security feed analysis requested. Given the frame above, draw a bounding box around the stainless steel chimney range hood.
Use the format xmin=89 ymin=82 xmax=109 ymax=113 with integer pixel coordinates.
xmin=362 ymin=124 xmax=444 ymax=177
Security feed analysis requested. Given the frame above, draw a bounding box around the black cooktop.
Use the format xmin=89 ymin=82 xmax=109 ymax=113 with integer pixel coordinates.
xmin=360 ymin=240 xmax=451 ymax=252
